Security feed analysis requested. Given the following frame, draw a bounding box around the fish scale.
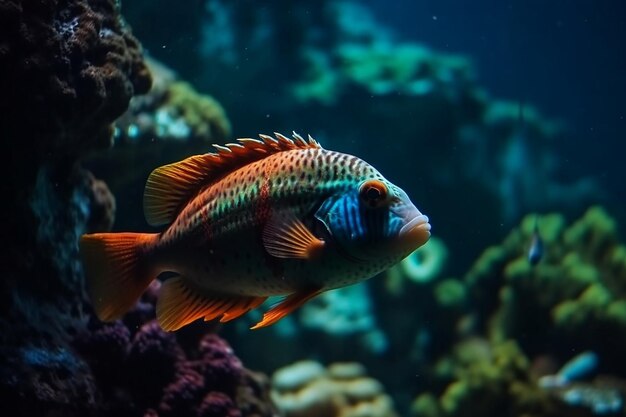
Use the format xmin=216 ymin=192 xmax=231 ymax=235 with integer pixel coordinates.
xmin=80 ymin=133 xmax=430 ymax=331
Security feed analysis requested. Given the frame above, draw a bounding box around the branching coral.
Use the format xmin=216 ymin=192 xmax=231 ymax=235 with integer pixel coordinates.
xmin=288 ymin=0 xmax=482 ymax=140
xmin=294 ymin=39 xmax=474 ymax=105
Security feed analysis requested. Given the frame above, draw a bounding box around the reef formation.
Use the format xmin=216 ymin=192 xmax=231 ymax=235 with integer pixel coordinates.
xmin=466 ymin=207 xmax=626 ymax=373
xmin=86 ymin=55 xmax=232 ymax=231
xmin=1 ymin=0 xmax=150 ymax=413
xmin=113 ymin=56 xmax=231 ymax=146
xmin=74 ymin=283 xmax=277 ymax=417
xmin=0 ymin=1 xmax=272 ymax=416
xmin=411 ymin=207 xmax=626 ymax=417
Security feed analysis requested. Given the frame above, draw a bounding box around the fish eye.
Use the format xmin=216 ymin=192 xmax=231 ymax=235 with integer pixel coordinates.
xmin=359 ymin=179 xmax=389 ymax=208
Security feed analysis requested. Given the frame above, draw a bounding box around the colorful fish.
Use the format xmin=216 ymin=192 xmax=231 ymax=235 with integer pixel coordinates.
xmin=80 ymin=133 xmax=431 ymax=331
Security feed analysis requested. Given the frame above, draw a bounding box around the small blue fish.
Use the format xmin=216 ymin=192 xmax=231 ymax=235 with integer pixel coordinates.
xmin=538 ymin=351 xmax=599 ymax=389
xmin=528 ymin=216 xmax=544 ymax=266
xmin=558 ymin=351 xmax=599 ymax=383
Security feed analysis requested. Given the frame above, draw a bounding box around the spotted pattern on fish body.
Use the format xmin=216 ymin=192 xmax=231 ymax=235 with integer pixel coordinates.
xmin=80 ymin=133 xmax=431 ymax=331
xmin=164 ymin=148 xmax=379 ymax=242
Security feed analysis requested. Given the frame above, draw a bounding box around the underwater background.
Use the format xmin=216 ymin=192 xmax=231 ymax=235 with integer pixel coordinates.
xmin=1 ymin=0 xmax=625 ymax=416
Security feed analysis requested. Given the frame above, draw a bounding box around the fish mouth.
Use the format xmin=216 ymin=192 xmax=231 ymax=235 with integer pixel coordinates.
xmin=399 ymin=214 xmax=431 ymax=250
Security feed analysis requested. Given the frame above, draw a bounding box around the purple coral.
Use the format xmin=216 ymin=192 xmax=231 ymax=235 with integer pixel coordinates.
xmin=124 ymin=280 xmax=160 ymax=329
xmin=198 ymin=391 xmax=242 ymax=417
xmin=128 ymin=320 xmax=185 ymax=403
xmin=154 ymin=333 xmax=249 ymax=416
xmin=129 ymin=320 xmax=184 ymax=368
xmin=71 ymin=320 xmax=130 ymax=397
xmin=159 ymin=366 xmax=206 ymax=417
xmin=72 ymin=302 xmax=276 ymax=417
xmin=196 ymin=334 xmax=244 ymax=394
xmin=76 ymin=321 xmax=131 ymax=359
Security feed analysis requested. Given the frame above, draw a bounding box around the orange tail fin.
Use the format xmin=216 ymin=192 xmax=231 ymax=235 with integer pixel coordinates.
xmin=80 ymin=232 xmax=158 ymax=321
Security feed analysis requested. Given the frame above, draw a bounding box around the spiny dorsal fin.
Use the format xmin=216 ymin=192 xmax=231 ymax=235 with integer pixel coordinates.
xmin=143 ymin=132 xmax=321 ymax=226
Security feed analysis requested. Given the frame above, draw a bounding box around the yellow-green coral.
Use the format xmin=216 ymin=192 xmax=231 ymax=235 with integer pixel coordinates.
xmin=434 ymin=279 xmax=467 ymax=309
xmin=411 ymin=393 xmax=441 ymax=417
xmin=464 ymin=206 xmax=626 ymax=351
xmin=410 ymin=208 xmax=625 ymax=417
xmin=163 ymin=81 xmax=231 ymax=141
xmin=412 ymin=339 xmax=549 ymax=417
xmin=114 ymin=56 xmax=231 ymax=144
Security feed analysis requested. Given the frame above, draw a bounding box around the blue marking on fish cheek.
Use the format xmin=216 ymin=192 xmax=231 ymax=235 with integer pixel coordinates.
xmin=349 ymin=198 xmax=364 ymax=239
xmin=344 ymin=196 xmax=357 ymax=240
xmin=371 ymin=210 xmax=381 ymax=240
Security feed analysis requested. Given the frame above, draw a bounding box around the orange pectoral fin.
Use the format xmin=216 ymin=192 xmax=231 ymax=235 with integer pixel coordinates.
xmin=250 ymin=288 xmax=322 ymax=329
xmin=262 ymin=212 xmax=325 ymax=260
xmin=156 ymin=276 xmax=267 ymax=331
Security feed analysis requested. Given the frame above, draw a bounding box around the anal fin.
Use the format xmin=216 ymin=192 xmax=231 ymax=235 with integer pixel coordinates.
xmin=215 ymin=296 xmax=267 ymax=322
xmin=251 ymin=288 xmax=322 ymax=329
xmin=156 ymin=277 xmax=267 ymax=331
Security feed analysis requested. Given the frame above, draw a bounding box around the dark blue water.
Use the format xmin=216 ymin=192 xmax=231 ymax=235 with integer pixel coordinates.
xmin=369 ymin=0 xmax=626 ymax=210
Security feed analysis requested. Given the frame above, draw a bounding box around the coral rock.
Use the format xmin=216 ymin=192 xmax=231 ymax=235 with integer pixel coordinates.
xmin=196 ymin=334 xmax=245 ymax=394
xmin=159 ymin=366 xmax=206 ymax=417
xmin=0 ymin=0 xmax=151 ymax=162
xmin=464 ymin=207 xmax=626 ymax=372
xmin=272 ymin=360 xmax=398 ymax=417
xmin=198 ymin=391 xmax=242 ymax=417
xmin=82 ymin=169 xmax=117 ymax=232
xmin=128 ymin=320 xmax=185 ymax=401
xmin=113 ymin=56 xmax=230 ymax=145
